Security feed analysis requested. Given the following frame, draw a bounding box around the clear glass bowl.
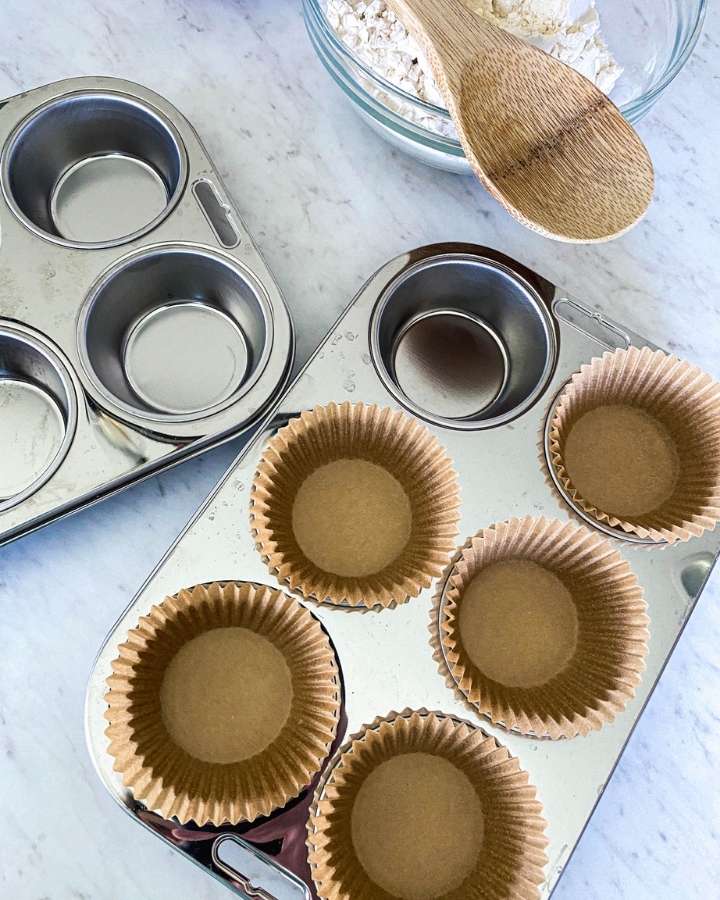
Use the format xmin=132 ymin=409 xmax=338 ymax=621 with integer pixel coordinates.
xmin=303 ymin=0 xmax=706 ymax=174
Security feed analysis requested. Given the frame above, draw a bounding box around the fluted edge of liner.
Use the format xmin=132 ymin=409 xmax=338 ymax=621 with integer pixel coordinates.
xmin=548 ymin=347 xmax=720 ymax=543
xmin=437 ymin=517 xmax=650 ymax=739
xmin=251 ymin=401 xmax=461 ymax=608
xmin=105 ymin=581 xmax=341 ymax=826
xmin=307 ymin=708 xmax=548 ymax=900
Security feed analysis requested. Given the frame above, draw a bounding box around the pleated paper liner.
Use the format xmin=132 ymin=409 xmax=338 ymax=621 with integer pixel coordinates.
xmin=251 ymin=401 xmax=461 ymax=609
xmin=104 ymin=581 xmax=341 ymax=826
xmin=548 ymin=347 xmax=720 ymax=543
xmin=429 ymin=534 xmax=481 ymax=720
xmin=437 ymin=517 xmax=650 ymax=739
xmin=307 ymin=708 xmax=548 ymax=900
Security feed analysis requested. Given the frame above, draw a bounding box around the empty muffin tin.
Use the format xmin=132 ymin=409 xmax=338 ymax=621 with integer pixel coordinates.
xmin=0 ymin=76 xmax=293 ymax=545
xmin=86 ymin=244 xmax=720 ymax=898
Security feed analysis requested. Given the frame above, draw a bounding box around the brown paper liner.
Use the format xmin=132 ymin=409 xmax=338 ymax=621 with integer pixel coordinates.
xmin=429 ymin=535 xmax=481 ymax=721
xmin=104 ymin=581 xmax=341 ymax=826
xmin=548 ymin=347 xmax=720 ymax=543
xmin=307 ymin=709 xmax=548 ymax=900
xmin=251 ymin=402 xmax=461 ymax=608
xmin=438 ymin=517 xmax=649 ymax=739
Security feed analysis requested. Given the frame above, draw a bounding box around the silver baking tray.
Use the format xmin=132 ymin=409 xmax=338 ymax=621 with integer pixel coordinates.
xmin=85 ymin=243 xmax=719 ymax=899
xmin=0 ymin=76 xmax=293 ymax=546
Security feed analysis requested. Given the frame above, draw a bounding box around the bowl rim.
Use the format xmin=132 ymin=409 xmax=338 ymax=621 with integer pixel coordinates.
xmin=306 ymin=0 xmax=708 ymax=130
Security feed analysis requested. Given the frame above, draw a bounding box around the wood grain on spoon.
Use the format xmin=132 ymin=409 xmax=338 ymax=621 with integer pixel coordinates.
xmin=389 ymin=0 xmax=654 ymax=242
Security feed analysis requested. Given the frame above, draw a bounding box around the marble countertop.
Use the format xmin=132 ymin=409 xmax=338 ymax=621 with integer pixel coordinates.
xmin=0 ymin=2 xmax=718 ymax=898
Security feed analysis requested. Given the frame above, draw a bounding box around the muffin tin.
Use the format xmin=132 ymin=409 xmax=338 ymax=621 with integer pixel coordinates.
xmin=86 ymin=243 xmax=720 ymax=898
xmin=0 ymin=76 xmax=293 ymax=545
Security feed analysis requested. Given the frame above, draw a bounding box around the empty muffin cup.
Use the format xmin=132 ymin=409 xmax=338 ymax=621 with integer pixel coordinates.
xmin=548 ymin=347 xmax=720 ymax=543
xmin=78 ymin=245 xmax=272 ymax=425
xmin=307 ymin=709 xmax=548 ymax=900
xmin=1 ymin=91 xmax=186 ymax=247
xmin=370 ymin=253 xmax=557 ymax=429
xmin=104 ymin=581 xmax=341 ymax=826
xmin=437 ymin=517 xmax=649 ymax=739
xmin=251 ymin=402 xmax=461 ymax=608
xmin=0 ymin=324 xmax=77 ymax=511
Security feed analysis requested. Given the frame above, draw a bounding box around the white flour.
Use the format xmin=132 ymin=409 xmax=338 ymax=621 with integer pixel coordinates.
xmin=325 ymin=0 xmax=622 ymax=136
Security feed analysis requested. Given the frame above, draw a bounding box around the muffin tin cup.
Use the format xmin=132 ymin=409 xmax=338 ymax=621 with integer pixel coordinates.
xmin=435 ymin=517 xmax=650 ymax=740
xmin=105 ymin=581 xmax=342 ymax=827
xmin=0 ymin=323 xmax=78 ymax=511
xmin=0 ymin=76 xmax=293 ymax=545
xmin=1 ymin=89 xmax=188 ymax=249
xmin=77 ymin=244 xmax=274 ymax=424
xmin=307 ymin=709 xmax=548 ymax=900
xmin=86 ymin=243 xmax=720 ymax=899
xmin=546 ymin=347 xmax=720 ymax=544
xmin=251 ymin=401 xmax=461 ymax=609
xmin=370 ymin=251 xmax=558 ymax=430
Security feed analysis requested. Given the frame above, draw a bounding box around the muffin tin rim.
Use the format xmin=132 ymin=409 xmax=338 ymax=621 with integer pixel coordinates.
xmin=75 ymin=241 xmax=276 ymax=424
xmin=0 ymin=320 xmax=80 ymax=511
xmin=0 ymin=86 xmax=190 ymax=250
xmin=368 ymin=250 xmax=559 ymax=431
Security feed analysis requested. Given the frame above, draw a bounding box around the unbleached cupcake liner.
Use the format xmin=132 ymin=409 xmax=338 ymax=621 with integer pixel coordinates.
xmin=105 ymin=581 xmax=341 ymax=826
xmin=438 ymin=517 xmax=649 ymax=739
xmin=548 ymin=347 xmax=720 ymax=543
xmin=307 ymin=708 xmax=548 ymax=900
xmin=251 ymin=401 xmax=461 ymax=609
xmin=429 ymin=535 xmax=481 ymax=720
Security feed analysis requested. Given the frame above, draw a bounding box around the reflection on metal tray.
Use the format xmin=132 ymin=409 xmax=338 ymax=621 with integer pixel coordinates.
xmin=85 ymin=243 xmax=719 ymax=899
xmin=0 ymin=77 xmax=293 ymax=546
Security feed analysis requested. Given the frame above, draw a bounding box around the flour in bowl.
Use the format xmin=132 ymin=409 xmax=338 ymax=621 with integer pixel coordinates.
xmin=325 ymin=0 xmax=622 ymax=135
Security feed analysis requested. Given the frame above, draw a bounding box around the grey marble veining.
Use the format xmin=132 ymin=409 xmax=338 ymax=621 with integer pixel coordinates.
xmin=0 ymin=1 xmax=718 ymax=899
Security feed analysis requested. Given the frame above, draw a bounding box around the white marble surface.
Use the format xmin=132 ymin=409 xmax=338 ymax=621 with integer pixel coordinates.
xmin=0 ymin=1 xmax=718 ymax=898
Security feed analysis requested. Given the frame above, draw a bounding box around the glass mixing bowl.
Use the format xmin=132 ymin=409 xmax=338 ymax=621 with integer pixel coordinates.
xmin=303 ymin=0 xmax=706 ymax=174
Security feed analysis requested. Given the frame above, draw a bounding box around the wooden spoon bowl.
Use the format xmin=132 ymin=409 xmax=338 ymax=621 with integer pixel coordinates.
xmin=390 ymin=0 xmax=654 ymax=242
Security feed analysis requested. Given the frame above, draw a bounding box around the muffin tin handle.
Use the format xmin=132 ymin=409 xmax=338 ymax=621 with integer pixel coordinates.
xmin=193 ymin=178 xmax=241 ymax=248
xmin=553 ymin=297 xmax=632 ymax=350
xmin=212 ymin=834 xmax=311 ymax=900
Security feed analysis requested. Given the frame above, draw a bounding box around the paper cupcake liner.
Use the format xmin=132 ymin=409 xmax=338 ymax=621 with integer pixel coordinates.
xmin=548 ymin=347 xmax=720 ymax=543
xmin=251 ymin=401 xmax=461 ymax=608
xmin=307 ymin=708 xmax=548 ymax=900
xmin=105 ymin=581 xmax=341 ymax=826
xmin=428 ymin=535 xmax=483 ymax=721
xmin=438 ymin=517 xmax=649 ymax=739
xmin=536 ymin=414 xmax=660 ymax=554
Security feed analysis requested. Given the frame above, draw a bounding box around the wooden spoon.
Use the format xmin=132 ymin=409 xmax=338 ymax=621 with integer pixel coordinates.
xmin=388 ymin=0 xmax=654 ymax=242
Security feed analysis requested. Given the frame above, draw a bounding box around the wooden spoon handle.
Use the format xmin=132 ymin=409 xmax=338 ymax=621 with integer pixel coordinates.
xmin=389 ymin=0 xmax=498 ymax=74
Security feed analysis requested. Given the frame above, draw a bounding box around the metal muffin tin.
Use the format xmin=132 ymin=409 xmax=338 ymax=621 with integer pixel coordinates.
xmin=0 ymin=76 xmax=293 ymax=545
xmin=86 ymin=243 xmax=720 ymax=898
